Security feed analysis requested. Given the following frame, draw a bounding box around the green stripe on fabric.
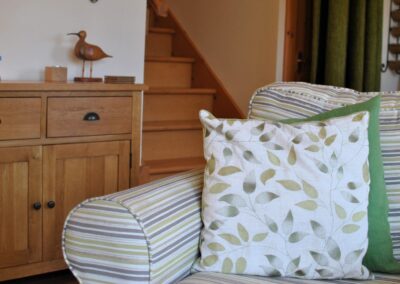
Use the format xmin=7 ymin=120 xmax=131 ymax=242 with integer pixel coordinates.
xmin=65 ymin=248 xmax=149 ymax=265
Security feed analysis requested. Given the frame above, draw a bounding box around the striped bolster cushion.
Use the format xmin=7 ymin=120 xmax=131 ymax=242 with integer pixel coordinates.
xmin=63 ymin=169 xmax=204 ymax=284
xmin=180 ymin=272 xmax=400 ymax=284
xmin=247 ymin=82 xmax=400 ymax=260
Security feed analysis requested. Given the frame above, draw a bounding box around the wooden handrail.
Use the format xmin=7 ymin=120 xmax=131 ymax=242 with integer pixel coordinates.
xmin=150 ymin=0 xmax=168 ymax=17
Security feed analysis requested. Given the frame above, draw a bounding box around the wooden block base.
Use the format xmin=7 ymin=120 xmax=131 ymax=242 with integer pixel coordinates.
xmin=74 ymin=77 xmax=103 ymax=83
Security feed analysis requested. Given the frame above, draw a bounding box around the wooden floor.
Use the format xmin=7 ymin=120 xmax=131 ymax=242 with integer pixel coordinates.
xmin=3 ymin=271 xmax=77 ymax=284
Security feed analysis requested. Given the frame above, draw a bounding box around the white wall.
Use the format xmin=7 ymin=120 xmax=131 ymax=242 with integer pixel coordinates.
xmin=166 ymin=0 xmax=280 ymax=114
xmin=0 ymin=0 xmax=146 ymax=82
xmin=381 ymin=0 xmax=400 ymax=91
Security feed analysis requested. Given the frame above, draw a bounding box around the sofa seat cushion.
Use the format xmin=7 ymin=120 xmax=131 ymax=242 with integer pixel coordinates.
xmin=179 ymin=272 xmax=400 ymax=284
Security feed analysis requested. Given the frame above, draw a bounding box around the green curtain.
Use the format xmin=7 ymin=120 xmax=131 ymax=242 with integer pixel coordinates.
xmin=310 ymin=0 xmax=383 ymax=91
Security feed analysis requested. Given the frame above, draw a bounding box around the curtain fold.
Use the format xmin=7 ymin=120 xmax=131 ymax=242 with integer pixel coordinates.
xmin=310 ymin=0 xmax=383 ymax=91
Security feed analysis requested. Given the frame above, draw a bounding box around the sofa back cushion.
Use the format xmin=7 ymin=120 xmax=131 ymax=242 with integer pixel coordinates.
xmin=248 ymin=82 xmax=400 ymax=264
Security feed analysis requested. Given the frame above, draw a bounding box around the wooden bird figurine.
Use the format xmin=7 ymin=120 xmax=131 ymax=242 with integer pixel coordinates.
xmin=67 ymin=30 xmax=112 ymax=82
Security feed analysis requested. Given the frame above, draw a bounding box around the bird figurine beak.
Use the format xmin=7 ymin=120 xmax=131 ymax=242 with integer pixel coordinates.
xmin=67 ymin=33 xmax=79 ymax=36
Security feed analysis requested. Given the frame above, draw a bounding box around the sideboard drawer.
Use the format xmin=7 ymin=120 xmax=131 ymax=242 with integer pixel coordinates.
xmin=47 ymin=97 xmax=132 ymax=137
xmin=0 ymin=98 xmax=41 ymax=140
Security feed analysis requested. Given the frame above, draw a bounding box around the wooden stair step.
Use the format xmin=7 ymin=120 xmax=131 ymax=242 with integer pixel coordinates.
xmin=391 ymin=27 xmax=400 ymax=37
xmin=388 ymin=61 xmax=400 ymax=71
xmin=392 ymin=10 xmax=400 ymax=22
xmin=146 ymin=157 xmax=205 ymax=175
xmin=148 ymin=27 xmax=176 ymax=34
xmin=143 ymin=89 xmax=214 ymax=121
xmin=142 ymin=128 xmax=203 ymax=161
xmin=143 ymin=120 xmax=202 ymax=132
xmin=389 ymin=44 xmax=400 ymax=54
xmin=146 ymin=56 xmax=195 ymax=63
xmin=145 ymin=88 xmax=216 ymax=95
xmin=145 ymin=57 xmax=194 ymax=88
xmin=146 ymin=28 xmax=175 ymax=57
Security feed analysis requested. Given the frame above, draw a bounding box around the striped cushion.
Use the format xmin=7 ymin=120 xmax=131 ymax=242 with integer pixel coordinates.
xmin=63 ymin=169 xmax=204 ymax=284
xmin=180 ymin=272 xmax=400 ymax=284
xmin=248 ymin=82 xmax=400 ymax=259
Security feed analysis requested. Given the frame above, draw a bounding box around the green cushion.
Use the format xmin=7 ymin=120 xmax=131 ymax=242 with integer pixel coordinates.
xmin=284 ymin=96 xmax=400 ymax=273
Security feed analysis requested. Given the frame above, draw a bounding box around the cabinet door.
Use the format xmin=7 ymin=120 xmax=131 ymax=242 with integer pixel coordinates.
xmin=43 ymin=141 xmax=130 ymax=261
xmin=0 ymin=146 xmax=42 ymax=268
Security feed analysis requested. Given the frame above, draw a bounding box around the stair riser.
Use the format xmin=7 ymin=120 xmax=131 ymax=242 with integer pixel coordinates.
xmin=144 ymin=94 xmax=213 ymax=121
xmin=145 ymin=61 xmax=192 ymax=88
xmin=142 ymin=129 xmax=203 ymax=161
xmin=146 ymin=33 xmax=173 ymax=57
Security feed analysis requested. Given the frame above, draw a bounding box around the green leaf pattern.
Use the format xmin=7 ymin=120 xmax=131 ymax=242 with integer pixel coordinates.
xmin=196 ymin=110 xmax=371 ymax=279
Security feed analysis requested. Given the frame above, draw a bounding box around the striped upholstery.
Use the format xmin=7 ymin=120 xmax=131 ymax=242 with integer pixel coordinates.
xmin=180 ymin=272 xmax=400 ymax=284
xmin=63 ymin=169 xmax=204 ymax=284
xmin=64 ymin=82 xmax=400 ymax=283
xmin=248 ymin=82 xmax=400 ymax=260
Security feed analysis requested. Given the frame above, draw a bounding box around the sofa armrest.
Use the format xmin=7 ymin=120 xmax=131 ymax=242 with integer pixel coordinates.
xmin=63 ymin=169 xmax=204 ymax=284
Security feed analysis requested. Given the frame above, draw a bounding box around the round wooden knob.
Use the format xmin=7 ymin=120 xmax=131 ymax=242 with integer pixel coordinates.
xmin=33 ymin=202 xmax=42 ymax=210
xmin=47 ymin=201 xmax=56 ymax=209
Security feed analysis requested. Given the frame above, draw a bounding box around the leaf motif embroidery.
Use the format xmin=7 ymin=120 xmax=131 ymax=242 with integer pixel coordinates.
xmin=208 ymin=242 xmax=225 ymax=251
xmin=305 ymin=145 xmax=320 ymax=152
xmin=335 ymin=203 xmax=347 ymax=219
xmin=264 ymin=215 xmax=278 ymax=233
xmin=296 ymin=200 xmax=317 ymax=211
xmin=277 ymin=180 xmax=301 ymax=191
xmin=363 ymin=160 xmax=370 ymax=183
xmin=310 ymin=251 xmax=329 ymax=266
xmin=342 ymin=224 xmax=360 ymax=234
xmin=265 ymin=255 xmax=283 ymax=269
xmin=349 ymin=128 xmax=360 ymax=143
xmin=319 ymin=127 xmax=327 ymax=139
xmin=352 ymin=211 xmax=367 ymax=222
xmin=223 ymin=147 xmax=233 ymax=164
xmin=219 ymin=194 xmax=247 ymax=207
xmin=222 ymin=257 xmax=233 ymax=273
xmin=219 ymin=233 xmax=241 ymax=245
xmin=324 ymin=134 xmax=337 ymax=146
xmin=282 ymin=210 xmax=293 ymax=235
xmin=216 ymin=206 xmax=239 ymax=217
xmin=310 ymin=220 xmax=326 ymax=239
xmin=288 ymin=232 xmax=308 ymax=243
xmin=306 ymin=132 xmax=319 ymax=142
xmin=345 ymin=249 xmax=364 ymax=264
xmin=243 ymin=150 xmax=260 ymax=164
xmin=237 ymin=223 xmax=249 ymax=242
xmin=255 ymin=192 xmax=279 ymax=204
xmin=203 ymin=255 xmax=218 ymax=266
xmin=253 ymin=233 xmax=268 ymax=242
xmin=288 ymin=146 xmax=297 ymax=165
xmin=208 ymin=154 xmax=216 ymax=175
xmin=209 ymin=183 xmax=230 ymax=194
xmin=302 ymin=180 xmax=318 ymax=198
xmin=267 ymin=151 xmax=281 ymax=166
xmin=218 ymin=166 xmax=241 ymax=176
xmin=243 ymin=171 xmax=256 ymax=194
xmin=326 ymin=238 xmax=341 ymax=261
xmin=235 ymin=257 xmax=247 ymax=274
xmin=260 ymin=169 xmax=276 ymax=185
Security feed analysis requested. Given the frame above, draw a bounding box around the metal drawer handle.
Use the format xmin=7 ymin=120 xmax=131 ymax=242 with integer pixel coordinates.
xmin=83 ymin=112 xmax=100 ymax=121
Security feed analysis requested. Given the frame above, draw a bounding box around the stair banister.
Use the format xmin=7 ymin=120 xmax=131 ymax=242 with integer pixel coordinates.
xmin=150 ymin=0 xmax=168 ymax=17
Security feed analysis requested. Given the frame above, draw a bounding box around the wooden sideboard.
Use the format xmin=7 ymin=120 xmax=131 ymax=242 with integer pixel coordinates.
xmin=0 ymin=82 xmax=147 ymax=281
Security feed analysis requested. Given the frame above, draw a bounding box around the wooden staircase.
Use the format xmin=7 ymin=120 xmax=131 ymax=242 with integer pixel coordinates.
xmin=141 ymin=8 xmax=218 ymax=182
xmin=384 ymin=0 xmax=400 ymax=72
